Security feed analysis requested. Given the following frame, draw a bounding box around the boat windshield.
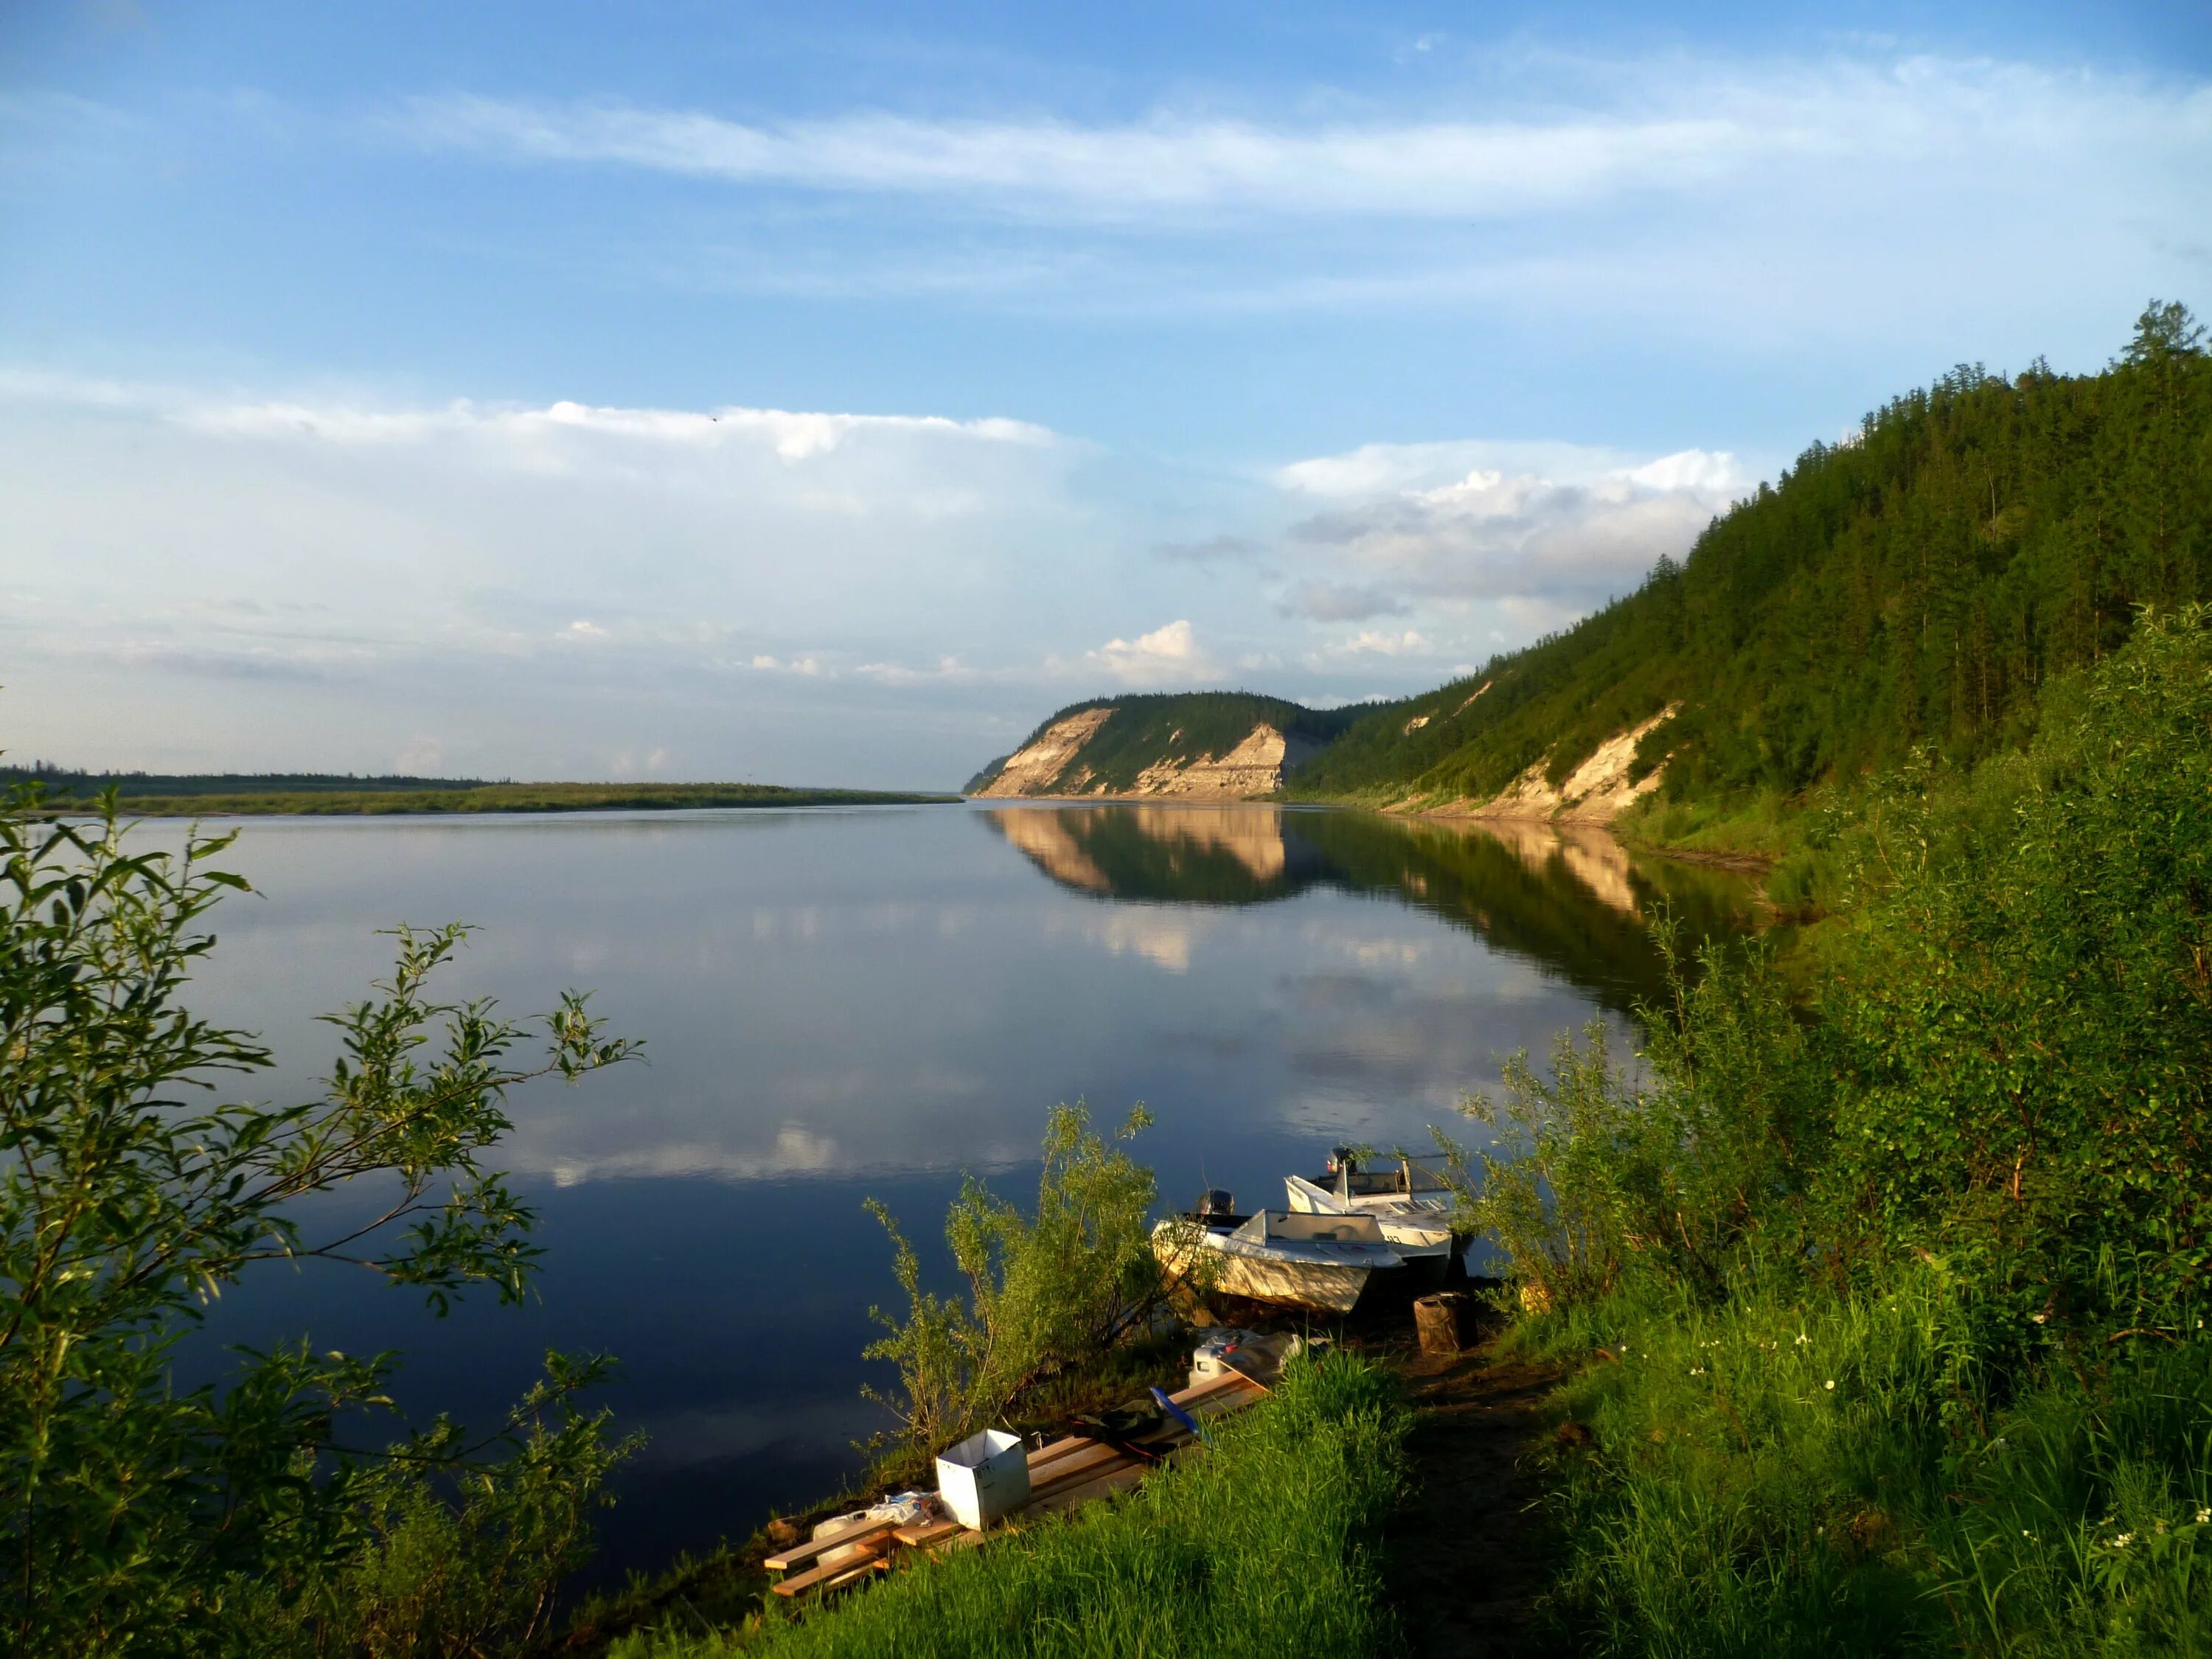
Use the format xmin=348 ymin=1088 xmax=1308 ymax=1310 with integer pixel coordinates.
xmin=1344 ymin=1158 xmax=1452 ymax=1196
xmin=1238 ymin=1210 xmax=1386 ymax=1245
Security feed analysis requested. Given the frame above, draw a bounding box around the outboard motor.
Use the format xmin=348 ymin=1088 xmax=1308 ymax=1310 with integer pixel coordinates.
xmin=1194 ymin=1188 xmax=1237 ymax=1220
xmin=1326 ymin=1146 xmax=1363 ymax=1176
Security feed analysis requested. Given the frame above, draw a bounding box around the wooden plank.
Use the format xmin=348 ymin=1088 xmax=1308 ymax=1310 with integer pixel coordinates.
xmin=1170 ymin=1370 xmax=1266 ymax=1408
xmin=1026 ymin=1458 xmax=1150 ymax=1517
xmin=892 ymin=1517 xmax=965 ymax=1548
xmin=1189 ymin=1382 xmax=1264 ymax=1419
xmin=763 ymin=1518 xmax=901 ymax=1574
xmin=1031 ymin=1449 xmax=1141 ymax=1504
xmin=1028 ymin=1433 xmax=1091 ymax=1470
xmin=769 ymin=1535 xmax=895 ymax=1597
xmin=1024 ymin=1439 xmax=1130 ymax=1497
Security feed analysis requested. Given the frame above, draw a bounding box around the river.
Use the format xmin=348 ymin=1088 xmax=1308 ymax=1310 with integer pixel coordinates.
xmin=172 ymin=800 xmax=1757 ymax=1582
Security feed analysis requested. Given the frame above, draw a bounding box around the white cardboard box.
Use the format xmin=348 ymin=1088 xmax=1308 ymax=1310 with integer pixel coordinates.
xmin=934 ymin=1428 xmax=1030 ymax=1529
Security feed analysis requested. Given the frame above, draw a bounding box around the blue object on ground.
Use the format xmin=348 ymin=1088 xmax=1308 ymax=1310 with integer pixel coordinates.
xmin=1151 ymin=1386 xmax=1208 ymax=1444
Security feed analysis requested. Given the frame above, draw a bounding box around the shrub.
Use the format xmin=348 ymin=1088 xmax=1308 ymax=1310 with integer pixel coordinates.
xmin=1444 ymin=931 xmax=1824 ymax=1312
xmin=1825 ymin=605 xmax=2212 ymax=1318
xmin=860 ymin=1102 xmax=1189 ymax=1461
xmin=0 ymin=791 xmax=639 ymax=1655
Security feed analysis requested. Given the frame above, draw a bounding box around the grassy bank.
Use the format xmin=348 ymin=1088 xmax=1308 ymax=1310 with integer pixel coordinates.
xmin=1446 ymin=608 xmax=2212 ymax=1655
xmin=29 ymin=782 xmax=961 ymax=816
xmin=606 ymin=1353 xmax=1408 ymax=1659
xmin=1514 ymin=1273 xmax=2212 ymax=1657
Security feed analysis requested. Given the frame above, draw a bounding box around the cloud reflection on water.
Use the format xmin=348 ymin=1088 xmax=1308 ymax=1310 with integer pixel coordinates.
xmin=180 ymin=803 xmax=1755 ymax=1197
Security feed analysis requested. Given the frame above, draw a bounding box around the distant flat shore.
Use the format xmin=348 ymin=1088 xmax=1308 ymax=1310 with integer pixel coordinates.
xmin=19 ymin=781 xmax=962 ymax=818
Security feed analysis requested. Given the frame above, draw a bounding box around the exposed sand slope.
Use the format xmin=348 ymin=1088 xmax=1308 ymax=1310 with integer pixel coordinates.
xmin=973 ymin=708 xmax=1114 ymax=797
xmin=975 ymin=715 xmax=1309 ymax=800
xmin=1131 ymin=725 xmax=1318 ymax=798
xmin=1471 ymin=704 xmax=1679 ymax=825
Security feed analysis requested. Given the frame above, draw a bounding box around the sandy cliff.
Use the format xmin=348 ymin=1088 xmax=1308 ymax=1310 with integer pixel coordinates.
xmin=974 ymin=708 xmax=1116 ymax=796
xmin=975 ymin=714 xmax=1312 ymax=800
xmin=1412 ymin=704 xmax=1677 ymax=826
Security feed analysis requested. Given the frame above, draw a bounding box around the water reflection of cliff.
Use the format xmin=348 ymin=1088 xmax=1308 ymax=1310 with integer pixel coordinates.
xmin=981 ymin=803 xmax=1759 ymax=1009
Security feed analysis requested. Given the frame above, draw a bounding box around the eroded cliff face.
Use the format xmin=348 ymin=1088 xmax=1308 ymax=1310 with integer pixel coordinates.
xmin=974 ymin=716 xmax=1310 ymax=800
xmin=1130 ymin=725 xmax=1321 ymax=798
xmin=974 ymin=708 xmax=1116 ymax=796
xmin=1411 ymin=704 xmax=1677 ymax=826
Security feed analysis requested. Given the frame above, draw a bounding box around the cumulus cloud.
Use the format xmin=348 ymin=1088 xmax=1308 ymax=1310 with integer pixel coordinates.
xmin=1274 ymin=438 xmax=1652 ymax=498
xmin=0 ymin=366 xmax=1102 ymax=780
xmin=1085 ymin=619 xmax=1216 ymax=686
xmin=1280 ymin=447 xmax=1745 ymax=607
xmin=1322 ymin=629 xmax=1433 ymax=658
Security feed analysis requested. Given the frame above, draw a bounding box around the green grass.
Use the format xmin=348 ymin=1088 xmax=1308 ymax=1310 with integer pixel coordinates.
xmin=29 ymin=782 xmax=960 ymax=817
xmin=1512 ymin=1268 xmax=2212 ymax=1658
xmin=605 ymin=1353 xmax=1409 ymax=1659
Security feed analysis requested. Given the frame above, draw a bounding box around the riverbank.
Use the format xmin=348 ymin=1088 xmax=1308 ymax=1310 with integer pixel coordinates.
xmin=544 ymin=1290 xmax=1571 ymax=1658
xmin=574 ymin=1352 xmax=1410 ymax=1659
xmin=29 ymin=782 xmax=961 ymax=817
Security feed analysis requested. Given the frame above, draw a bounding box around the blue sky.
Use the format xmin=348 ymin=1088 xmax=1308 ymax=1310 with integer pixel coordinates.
xmin=3 ymin=1 xmax=2208 ymax=787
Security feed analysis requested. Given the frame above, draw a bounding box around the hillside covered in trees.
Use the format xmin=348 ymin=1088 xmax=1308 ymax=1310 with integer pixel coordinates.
xmin=1291 ymin=302 xmax=2211 ymax=810
xmin=967 ymin=691 xmax=1374 ymax=796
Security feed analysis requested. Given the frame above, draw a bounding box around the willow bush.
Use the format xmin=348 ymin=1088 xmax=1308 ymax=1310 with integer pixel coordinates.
xmin=0 ymin=791 xmax=639 ymax=1656
xmin=860 ymin=1102 xmax=1199 ymax=1461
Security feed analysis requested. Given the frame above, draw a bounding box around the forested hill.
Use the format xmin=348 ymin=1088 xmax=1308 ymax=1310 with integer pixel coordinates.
xmin=1291 ymin=302 xmax=2211 ymax=809
xmin=968 ymin=691 xmax=1374 ymax=797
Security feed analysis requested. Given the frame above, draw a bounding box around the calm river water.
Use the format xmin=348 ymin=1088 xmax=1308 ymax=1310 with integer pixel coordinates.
xmin=175 ymin=801 xmax=1755 ymax=1582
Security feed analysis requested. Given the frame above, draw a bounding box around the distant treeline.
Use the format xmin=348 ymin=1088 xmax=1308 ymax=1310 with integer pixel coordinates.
xmin=1 ymin=764 xmax=495 ymax=797
xmin=6 ymin=771 xmax=959 ymax=817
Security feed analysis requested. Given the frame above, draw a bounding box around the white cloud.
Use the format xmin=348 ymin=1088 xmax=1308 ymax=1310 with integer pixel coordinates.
xmin=1624 ymin=449 xmax=1745 ymax=492
xmin=2 ymin=371 xmax=1055 ymax=467
xmin=1274 ymin=439 xmax=1651 ymax=497
xmin=399 ymin=94 xmax=1742 ymax=220
xmin=1324 ymin=629 xmax=1433 ymax=658
xmin=392 ymin=59 xmax=2212 ymax=229
xmin=0 ymin=366 xmax=1100 ymax=782
xmin=856 ymin=655 xmax=974 ymax=686
xmin=1085 ymin=619 xmax=1216 ymax=686
xmin=1277 ymin=445 xmax=1745 ymax=608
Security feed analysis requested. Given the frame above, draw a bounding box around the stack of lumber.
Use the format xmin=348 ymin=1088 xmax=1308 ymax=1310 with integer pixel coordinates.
xmin=764 ymin=1368 xmax=1267 ymax=1599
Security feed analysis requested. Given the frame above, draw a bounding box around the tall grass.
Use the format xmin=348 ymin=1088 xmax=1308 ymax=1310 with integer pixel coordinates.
xmin=608 ymin=1353 xmax=1408 ymax=1659
xmin=1515 ymin=1267 xmax=2212 ymax=1658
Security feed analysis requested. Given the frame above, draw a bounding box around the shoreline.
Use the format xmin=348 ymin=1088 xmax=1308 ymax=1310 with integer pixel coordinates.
xmin=557 ymin=1281 xmax=1553 ymax=1655
xmin=27 ymin=787 xmax=964 ymax=820
xmin=973 ymin=792 xmax=1781 ymax=877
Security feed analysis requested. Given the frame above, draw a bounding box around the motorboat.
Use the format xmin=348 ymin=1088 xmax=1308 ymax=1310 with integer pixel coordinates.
xmin=1152 ymin=1189 xmax=1402 ymax=1313
xmin=1285 ymin=1147 xmax=1458 ymax=1276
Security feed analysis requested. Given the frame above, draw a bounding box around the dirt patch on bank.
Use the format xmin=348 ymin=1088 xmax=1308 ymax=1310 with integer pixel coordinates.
xmin=1385 ymin=1329 xmax=1563 ymax=1658
xmin=1621 ymin=840 xmax=1777 ymax=876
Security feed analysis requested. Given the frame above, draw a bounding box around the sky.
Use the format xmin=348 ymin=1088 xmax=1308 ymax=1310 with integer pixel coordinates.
xmin=2 ymin=1 xmax=2208 ymax=789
